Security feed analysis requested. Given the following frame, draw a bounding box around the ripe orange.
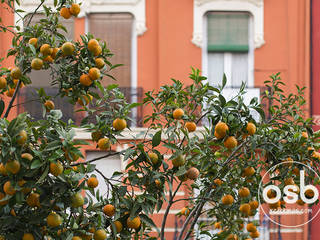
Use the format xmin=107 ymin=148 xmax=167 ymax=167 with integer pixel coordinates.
xmin=173 ymin=108 xmax=184 ymax=119
xmin=17 ymin=130 xmax=27 ymax=145
xmin=246 ymin=223 xmax=257 ymax=232
xmin=185 ymin=121 xmax=196 ymax=132
xmin=269 ymin=200 xmax=281 ymax=210
xmin=305 ymin=189 xmax=315 ymax=198
xmin=43 ymin=55 xmax=54 ymax=63
xmin=93 ymin=229 xmax=107 ymax=240
xmin=40 ymin=44 xmax=52 ymax=56
xmin=224 ymin=136 xmax=238 ymax=149
xmin=87 ymin=177 xmax=99 ymax=188
xmin=51 ymin=48 xmax=60 ymax=59
xmin=113 ymin=118 xmax=127 ymax=131
xmin=114 ymin=220 xmax=123 ymax=233
xmin=250 ymin=231 xmax=260 ymax=238
xmin=92 ymin=45 xmax=102 ymax=56
xmin=91 ymin=131 xmax=102 ymax=142
xmin=0 ymin=77 xmax=7 ymax=89
xmin=239 ymin=203 xmax=251 ymax=215
xmin=127 ymin=216 xmax=141 ymax=229
xmin=221 ymin=194 xmax=234 ymax=205
xmin=103 ymin=204 xmax=115 ymax=217
xmin=148 ymin=152 xmax=159 ymax=164
xmin=88 ymin=39 xmax=99 ymax=52
xmin=214 ymin=122 xmax=229 ymax=138
xmin=61 ymin=42 xmax=75 ymax=56
xmin=26 ymin=193 xmax=40 ymax=207
xmin=246 ymin=122 xmax=256 ymax=135
xmin=284 ymin=177 xmax=294 ymax=186
xmin=0 ymin=192 xmax=8 ymax=205
xmin=95 ymin=58 xmax=105 ymax=69
xmin=21 ymin=153 xmax=33 ymax=161
xmin=267 ymin=189 xmax=276 ymax=199
xmin=249 ymin=200 xmax=259 ymax=210
xmin=186 ymin=167 xmax=200 ymax=180
xmin=88 ymin=67 xmax=100 ymax=80
xmin=97 ymin=138 xmax=110 ymax=150
xmin=10 ymin=67 xmax=22 ymax=79
xmin=296 ymin=199 xmax=305 ymax=206
xmin=49 ymin=161 xmax=64 ymax=176
xmin=226 ymin=234 xmax=238 ymax=240
xmin=180 ymin=207 xmax=190 ymax=216
xmin=72 ymin=237 xmax=81 ymax=240
xmin=3 ymin=181 xmax=16 ymax=195
xmin=60 ymin=7 xmax=71 ymax=19
xmin=0 ymin=163 xmax=7 ymax=176
xmin=5 ymin=88 xmax=15 ymax=97
xmin=213 ymin=178 xmax=223 ymax=186
xmin=79 ymin=74 xmax=93 ymax=87
xmin=238 ymin=187 xmax=250 ymax=198
xmin=70 ymin=3 xmax=80 ymax=16
xmin=214 ymin=222 xmax=221 ymax=229
xmin=28 ymin=38 xmax=38 ymax=47
xmin=172 ymin=154 xmax=185 ymax=167
xmin=77 ymin=95 xmax=92 ymax=106
xmin=302 ymin=131 xmax=308 ymax=138
xmin=44 ymin=100 xmax=55 ymax=112
xmin=22 ymin=233 xmax=34 ymax=240
xmin=31 ymin=58 xmax=43 ymax=70
xmin=71 ymin=193 xmax=84 ymax=208
xmin=47 ymin=212 xmax=62 ymax=227
xmin=155 ymin=179 xmax=161 ymax=187
xmin=243 ymin=166 xmax=255 ymax=177
xmin=5 ymin=160 xmax=20 ymax=174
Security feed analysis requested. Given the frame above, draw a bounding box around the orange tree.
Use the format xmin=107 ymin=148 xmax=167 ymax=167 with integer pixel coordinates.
xmin=1 ymin=1 xmax=320 ymax=240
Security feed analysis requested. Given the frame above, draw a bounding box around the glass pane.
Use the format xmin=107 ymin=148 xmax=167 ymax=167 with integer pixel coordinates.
xmin=208 ymin=53 xmax=224 ymax=86
xmin=207 ymin=12 xmax=249 ymax=52
xmin=231 ymin=53 xmax=248 ymax=87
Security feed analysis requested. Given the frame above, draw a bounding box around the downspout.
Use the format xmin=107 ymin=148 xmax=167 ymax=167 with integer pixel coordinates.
xmin=309 ymin=0 xmax=312 ymax=239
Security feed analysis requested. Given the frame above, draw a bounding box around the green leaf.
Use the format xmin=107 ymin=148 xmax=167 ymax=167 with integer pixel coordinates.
xmin=140 ymin=214 xmax=159 ymax=233
xmin=152 ymin=130 xmax=161 ymax=147
xmin=0 ymin=99 xmax=4 ymax=117
xmin=222 ymin=74 xmax=227 ymax=89
xmin=31 ymin=160 xmax=42 ymax=169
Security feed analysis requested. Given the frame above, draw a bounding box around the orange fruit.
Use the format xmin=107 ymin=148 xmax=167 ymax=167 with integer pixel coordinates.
xmin=77 ymin=95 xmax=91 ymax=106
xmin=186 ymin=167 xmax=199 ymax=180
xmin=214 ymin=122 xmax=229 ymax=138
xmin=249 ymin=200 xmax=259 ymax=210
xmin=21 ymin=153 xmax=33 ymax=161
xmin=180 ymin=207 xmax=189 ymax=216
xmin=213 ymin=178 xmax=223 ymax=186
xmin=224 ymin=136 xmax=238 ymax=149
xmin=103 ymin=204 xmax=115 ymax=217
xmin=13 ymin=79 xmax=24 ymax=88
xmin=88 ymin=39 xmax=99 ymax=52
xmin=172 ymin=154 xmax=185 ymax=167
xmin=0 ymin=192 xmax=8 ymax=205
xmin=0 ymin=163 xmax=7 ymax=176
xmin=61 ymin=42 xmax=75 ymax=56
xmin=43 ymin=55 xmax=54 ymax=63
xmin=3 ymin=181 xmax=16 ymax=195
xmin=243 ymin=166 xmax=255 ymax=177
xmin=31 ymin=58 xmax=43 ymax=70
xmin=26 ymin=193 xmax=40 ymax=207
xmin=5 ymin=160 xmax=20 ymax=174
xmin=155 ymin=179 xmax=161 ymax=187
xmin=88 ymin=67 xmax=100 ymax=80
xmin=60 ymin=7 xmax=71 ymax=19
xmin=40 ymin=44 xmax=52 ymax=56
xmin=44 ymin=100 xmax=55 ymax=112
xmin=49 ymin=161 xmax=63 ymax=176
xmin=97 ymin=138 xmax=110 ymax=150
xmin=113 ymin=118 xmax=127 ymax=131
xmin=17 ymin=130 xmax=27 ymax=145
xmin=246 ymin=223 xmax=257 ymax=232
xmin=302 ymin=131 xmax=308 ymax=138
xmin=95 ymin=58 xmax=105 ymax=69
xmin=0 ymin=77 xmax=7 ymax=89
xmin=70 ymin=3 xmax=80 ymax=16
xmin=226 ymin=234 xmax=238 ymax=240
xmin=22 ymin=233 xmax=34 ymax=240
xmin=87 ymin=177 xmax=99 ymax=188
xmin=10 ymin=67 xmax=22 ymax=79
xmin=250 ymin=231 xmax=260 ymax=238
xmin=93 ymin=229 xmax=107 ymax=240
xmin=296 ymin=199 xmax=305 ymax=206
xmin=284 ymin=178 xmax=294 ymax=186
xmin=238 ymin=187 xmax=250 ymax=198
xmin=92 ymin=45 xmax=102 ymax=56
xmin=185 ymin=121 xmax=196 ymax=132
xmin=51 ymin=48 xmax=60 ymax=59
xmin=47 ymin=212 xmax=62 ymax=227
xmin=269 ymin=200 xmax=281 ymax=210
xmin=239 ymin=203 xmax=251 ymax=215
xmin=28 ymin=38 xmax=38 ymax=47
xmin=221 ymin=194 xmax=234 ymax=205
xmin=305 ymin=189 xmax=315 ymax=198
xmin=91 ymin=131 xmax=102 ymax=142
xmin=71 ymin=193 xmax=84 ymax=208
xmin=5 ymin=88 xmax=15 ymax=97
xmin=173 ymin=108 xmax=184 ymax=119
xmin=246 ymin=122 xmax=256 ymax=135
xmin=79 ymin=74 xmax=93 ymax=87
xmin=214 ymin=222 xmax=221 ymax=229
xmin=72 ymin=237 xmax=81 ymax=240
xmin=148 ymin=152 xmax=159 ymax=164
xmin=127 ymin=216 xmax=141 ymax=229
xmin=113 ymin=220 xmax=123 ymax=233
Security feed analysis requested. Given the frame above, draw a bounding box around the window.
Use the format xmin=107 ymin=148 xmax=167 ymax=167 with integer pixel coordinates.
xmin=206 ymin=12 xmax=253 ymax=87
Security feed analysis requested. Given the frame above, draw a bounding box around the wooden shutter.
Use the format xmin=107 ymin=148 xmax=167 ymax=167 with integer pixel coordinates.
xmin=89 ymin=13 xmax=133 ymax=87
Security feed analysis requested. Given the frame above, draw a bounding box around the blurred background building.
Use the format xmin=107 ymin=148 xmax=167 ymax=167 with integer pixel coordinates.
xmin=0 ymin=0 xmax=319 ymax=239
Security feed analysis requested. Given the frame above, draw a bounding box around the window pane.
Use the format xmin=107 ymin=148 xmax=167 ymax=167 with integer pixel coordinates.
xmin=231 ymin=53 xmax=248 ymax=87
xmin=208 ymin=53 xmax=224 ymax=86
xmin=207 ymin=12 xmax=249 ymax=52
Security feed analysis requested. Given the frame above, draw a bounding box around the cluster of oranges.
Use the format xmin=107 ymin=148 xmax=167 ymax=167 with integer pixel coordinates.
xmin=0 ymin=67 xmax=26 ymax=97
xmin=59 ymin=3 xmax=81 ymax=19
xmin=172 ymin=108 xmax=197 ymax=132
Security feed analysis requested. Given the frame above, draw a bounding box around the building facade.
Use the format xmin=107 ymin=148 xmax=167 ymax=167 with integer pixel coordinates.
xmin=0 ymin=0 xmax=314 ymax=239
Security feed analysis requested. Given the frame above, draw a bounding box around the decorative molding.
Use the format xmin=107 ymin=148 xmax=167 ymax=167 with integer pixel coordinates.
xmin=193 ymin=0 xmax=265 ymax=48
xmin=16 ymin=0 xmax=147 ymax=36
xmin=313 ymin=115 xmax=320 ymax=126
